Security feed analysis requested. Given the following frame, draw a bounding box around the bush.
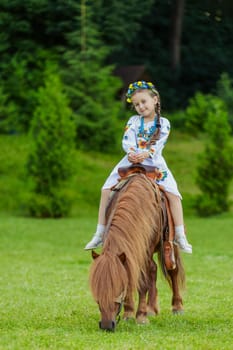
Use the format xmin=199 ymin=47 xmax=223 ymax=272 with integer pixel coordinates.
xmin=184 ymin=92 xmax=224 ymax=135
xmin=216 ymin=72 xmax=233 ymax=132
xmin=26 ymin=68 xmax=76 ymax=218
xmin=185 ymin=73 xmax=233 ymax=136
xmin=0 ymin=85 xmax=18 ymax=133
xmin=195 ymin=99 xmax=233 ymax=216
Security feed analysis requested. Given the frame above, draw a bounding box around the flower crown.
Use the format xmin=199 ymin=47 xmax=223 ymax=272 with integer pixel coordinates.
xmin=126 ymin=81 xmax=158 ymax=103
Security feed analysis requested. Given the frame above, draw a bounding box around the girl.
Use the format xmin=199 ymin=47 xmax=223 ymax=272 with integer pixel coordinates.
xmin=85 ymin=81 xmax=192 ymax=253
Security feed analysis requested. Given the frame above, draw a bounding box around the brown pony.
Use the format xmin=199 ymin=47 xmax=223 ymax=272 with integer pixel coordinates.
xmin=89 ymin=171 xmax=185 ymax=331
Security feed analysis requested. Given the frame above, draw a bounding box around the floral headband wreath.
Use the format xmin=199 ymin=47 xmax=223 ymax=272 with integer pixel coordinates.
xmin=126 ymin=80 xmax=159 ymax=103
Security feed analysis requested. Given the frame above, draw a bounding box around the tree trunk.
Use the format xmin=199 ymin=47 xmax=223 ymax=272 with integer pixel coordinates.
xmin=170 ymin=0 xmax=185 ymax=70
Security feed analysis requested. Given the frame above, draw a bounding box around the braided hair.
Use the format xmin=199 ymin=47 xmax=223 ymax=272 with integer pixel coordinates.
xmin=153 ymin=96 xmax=161 ymax=143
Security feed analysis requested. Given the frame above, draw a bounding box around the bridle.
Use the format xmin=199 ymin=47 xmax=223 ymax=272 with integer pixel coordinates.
xmin=114 ymin=288 xmax=127 ymax=324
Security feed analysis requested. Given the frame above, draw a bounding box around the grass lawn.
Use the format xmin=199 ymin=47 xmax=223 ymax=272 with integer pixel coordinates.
xmin=0 ymin=214 xmax=232 ymax=350
xmin=0 ymin=132 xmax=232 ymax=348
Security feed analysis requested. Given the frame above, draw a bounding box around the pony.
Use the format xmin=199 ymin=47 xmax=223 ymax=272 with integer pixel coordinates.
xmin=89 ymin=169 xmax=185 ymax=331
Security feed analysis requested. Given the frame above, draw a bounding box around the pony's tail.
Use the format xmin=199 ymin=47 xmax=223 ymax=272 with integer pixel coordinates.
xmin=158 ymin=241 xmax=186 ymax=291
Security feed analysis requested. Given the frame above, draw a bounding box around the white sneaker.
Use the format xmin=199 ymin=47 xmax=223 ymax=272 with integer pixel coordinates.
xmin=174 ymin=236 xmax=192 ymax=254
xmin=84 ymin=235 xmax=103 ymax=250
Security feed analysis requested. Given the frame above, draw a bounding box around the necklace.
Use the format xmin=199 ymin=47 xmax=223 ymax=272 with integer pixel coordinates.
xmin=138 ymin=116 xmax=157 ymax=139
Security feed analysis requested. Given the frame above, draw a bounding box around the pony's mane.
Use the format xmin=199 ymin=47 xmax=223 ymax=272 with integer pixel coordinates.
xmin=89 ymin=251 xmax=128 ymax=310
xmin=89 ymin=174 xmax=162 ymax=306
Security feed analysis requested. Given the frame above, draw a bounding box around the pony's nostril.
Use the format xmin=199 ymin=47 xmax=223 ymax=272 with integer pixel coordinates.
xmin=99 ymin=320 xmax=116 ymax=331
xmin=106 ymin=322 xmax=116 ymax=332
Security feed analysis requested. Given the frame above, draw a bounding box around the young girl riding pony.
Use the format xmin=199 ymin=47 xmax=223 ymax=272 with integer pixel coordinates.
xmin=85 ymin=81 xmax=192 ymax=254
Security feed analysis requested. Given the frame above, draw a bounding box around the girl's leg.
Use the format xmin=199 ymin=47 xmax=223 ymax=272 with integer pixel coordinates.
xmin=84 ymin=189 xmax=111 ymax=250
xmin=97 ymin=188 xmax=111 ymax=225
xmin=165 ymin=192 xmax=192 ymax=254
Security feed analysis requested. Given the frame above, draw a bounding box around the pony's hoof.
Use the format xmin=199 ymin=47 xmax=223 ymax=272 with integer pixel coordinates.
xmin=123 ymin=317 xmax=135 ymax=322
xmin=136 ymin=315 xmax=150 ymax=325
xmin=147 ymin=311 xmax=156 ymax=317
xmin=147 ymin=306 xmax=160 ymax=316
xmin=123 ymin=312 xmax=135 ymax=321
xmin=172 ymin=309 xmax=184 ymax=315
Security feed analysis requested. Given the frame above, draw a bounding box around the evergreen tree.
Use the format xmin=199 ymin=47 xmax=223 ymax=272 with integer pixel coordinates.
xmin=60 ymin=2 xmax=122 ymax=152
xmin=0 ymin=0 xmax=79 ymax=132
xmin=1 ymin=51 xmax=53 ymax=132
xmin=195 ymin=99 xmax=233 ymax=216
xmin=216 ymin=72 xmax=233 ymax=131
xmin=27 ymin=67 xmax=76 ymax=218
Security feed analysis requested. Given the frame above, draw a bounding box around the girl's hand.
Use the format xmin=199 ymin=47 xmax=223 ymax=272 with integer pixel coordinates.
xmin=128 ymin=152 xmax=137 ymax=163
xmin=135 ymin=152 xmax=150 ymax=163
xmin=128 ymin=152 xmax=149 ymax=163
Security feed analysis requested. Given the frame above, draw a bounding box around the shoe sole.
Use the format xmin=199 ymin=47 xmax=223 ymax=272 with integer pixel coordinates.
xmin=84 ymin=242 xmax=103 ymax=251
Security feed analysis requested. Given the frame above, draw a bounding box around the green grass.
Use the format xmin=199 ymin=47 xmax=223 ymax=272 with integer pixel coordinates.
xmin=0 ymin=133 xmax=233 ymax=348
xmin=0 ymin=215 xmax=232 ymax=349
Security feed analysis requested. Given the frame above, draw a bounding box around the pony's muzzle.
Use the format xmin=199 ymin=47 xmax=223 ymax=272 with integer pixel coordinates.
xmin=99 ymin=320 xmax=116 ymax=332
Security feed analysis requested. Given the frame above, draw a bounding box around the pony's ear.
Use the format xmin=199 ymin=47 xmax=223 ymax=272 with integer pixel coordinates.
xmin=92 ymin=250 xmax=100 ymax=260
xmin=118 ymin=252 xmax=126 ymax=265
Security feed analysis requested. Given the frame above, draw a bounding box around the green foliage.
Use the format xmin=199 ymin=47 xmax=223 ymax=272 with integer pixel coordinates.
xmin=61 ymin=4 xmax=122 ymax=152
xmin=26 ymin=68 xmax=76 ymax=218
xmin=0 ymin=50 xmax=57 ymax=132
xmin=0 ymin=0 xmax=75 ymax=132
xmin=216 ymin=72 xmax=233 ymax=131
xmin=184 ymin=92 xmax=224 ymax=135
xmin=0 ymin=85 xmax=18 ymax=133
xmin=1 ymin=0 xmax=233 ymax=115
xmin=0 ymin=0 xmax=79 ymax=51
xmin=195 ymin=99 xmax=233 ymax=216
xmin=92 ymin=0 xmax=154 ymax=54
xmin=182 ymin=73 xmax=233 ymax=136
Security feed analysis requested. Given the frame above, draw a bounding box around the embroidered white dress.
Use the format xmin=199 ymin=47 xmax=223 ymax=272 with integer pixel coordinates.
xmin=102 ymin=115 xmax=181 ymax=198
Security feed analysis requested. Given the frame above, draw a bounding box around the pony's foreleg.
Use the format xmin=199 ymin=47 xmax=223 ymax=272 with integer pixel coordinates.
xmin=168 ymin=267 xmax=184 ymax=314
xmin=147 ymin=259 xmax=160 ymax=316
xmin=122 ymin=290 xmax=135 ymax=321
xmin=136 ymin=288 xmax=150 ymax=324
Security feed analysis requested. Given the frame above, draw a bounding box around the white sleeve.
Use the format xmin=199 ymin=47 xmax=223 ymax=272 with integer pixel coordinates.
xmin=122 ymin=116 xmax=138 ymax=154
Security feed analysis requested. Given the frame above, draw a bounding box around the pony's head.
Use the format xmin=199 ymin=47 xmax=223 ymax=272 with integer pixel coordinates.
xmin=89 ymin=250 xmax=128 ymax=331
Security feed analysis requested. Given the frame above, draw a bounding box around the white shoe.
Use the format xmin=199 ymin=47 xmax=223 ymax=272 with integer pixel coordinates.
xmin=174 ymin=236 xmax=192 ymax=254
xmin=84 ymin=235 xmax=103 ymax=250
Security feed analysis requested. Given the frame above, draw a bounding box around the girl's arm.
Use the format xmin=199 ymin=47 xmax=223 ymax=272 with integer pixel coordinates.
xmin=122 ymin=116 xmax=138 ymax=154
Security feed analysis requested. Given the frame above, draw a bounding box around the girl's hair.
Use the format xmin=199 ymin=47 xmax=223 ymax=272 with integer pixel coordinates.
xmin=126 ymin=81 xmax=161 ymax=141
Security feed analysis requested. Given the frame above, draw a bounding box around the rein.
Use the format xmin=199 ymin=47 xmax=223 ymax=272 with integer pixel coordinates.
xmin=115 ymin=290 xmax=126 ymax=324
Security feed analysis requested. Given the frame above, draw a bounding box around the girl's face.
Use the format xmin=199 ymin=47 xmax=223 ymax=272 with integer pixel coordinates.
xmin=131 ymin=90 xmax=158 ymax=120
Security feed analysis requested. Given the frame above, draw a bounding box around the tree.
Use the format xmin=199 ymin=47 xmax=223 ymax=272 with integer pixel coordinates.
xmin=0 ymin=0 xmax=79 ymax=132
xmin=60 ymin=1 xmax=122 ymax=152
xmin=170 ymin=0 xmax=185 ymax=71
xmin=92 ymin=0 xmax=154 ymax=61
xmin=27 ymin=68 xmax=76 ymax=218
xmin=216 ymin=72 xmax=233 ymax=131
xmin=195 ymin=99 xmax=233 ymax=216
